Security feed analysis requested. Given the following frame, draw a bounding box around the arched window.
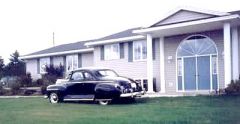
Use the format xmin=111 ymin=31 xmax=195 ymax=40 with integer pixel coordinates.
xmin=176 ymin=35 xmax=218 ymax=91
xmin=177 ymin=35 xmax=217 ymax=57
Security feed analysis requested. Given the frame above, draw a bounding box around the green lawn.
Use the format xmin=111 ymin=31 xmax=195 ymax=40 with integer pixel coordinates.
xmin=0 ymin=96 xmax=240 ymax=124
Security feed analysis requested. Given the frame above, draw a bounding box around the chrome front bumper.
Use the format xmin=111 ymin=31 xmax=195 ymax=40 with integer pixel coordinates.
xmin=120 ymin=91 xmax=145 ymax=98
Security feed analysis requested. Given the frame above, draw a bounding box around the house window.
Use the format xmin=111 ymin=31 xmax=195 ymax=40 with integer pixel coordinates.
xmin=133 ymin=40 xmax=147 ymax=61
xmin=53 ymin=56 xmax=64 ymax=67
xmin=39 ymin=57 xmax=50 ymax=74
xmin=177 ymin=58 xmax=182 ymax=76
xmin=104 ymin=43 xmax=120 ymax=60
xmin=212 ymin=55 xmax=217 ymax=74
xmin=66 ymin=55 xmax=78 ymax=72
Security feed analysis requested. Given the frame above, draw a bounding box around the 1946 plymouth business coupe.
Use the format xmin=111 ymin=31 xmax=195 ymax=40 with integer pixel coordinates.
xmin=46 ymin=68 xmax=145 ymax=105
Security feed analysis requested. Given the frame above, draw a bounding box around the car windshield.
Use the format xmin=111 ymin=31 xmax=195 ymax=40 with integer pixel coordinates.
xmin=95 ymin=69 xmax=118 ymax=77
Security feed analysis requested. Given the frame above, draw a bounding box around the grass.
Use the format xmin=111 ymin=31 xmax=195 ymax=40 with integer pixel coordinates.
xmin=0 ymin=96 xmax=240 ymax=124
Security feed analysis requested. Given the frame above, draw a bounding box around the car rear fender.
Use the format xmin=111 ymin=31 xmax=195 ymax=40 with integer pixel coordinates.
xmin=94 ymin=83 xmax=121 ymax=99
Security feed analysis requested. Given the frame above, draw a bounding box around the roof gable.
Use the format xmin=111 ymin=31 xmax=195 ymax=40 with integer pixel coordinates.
xmin=151 ymin=7 xmax=230 ymax=27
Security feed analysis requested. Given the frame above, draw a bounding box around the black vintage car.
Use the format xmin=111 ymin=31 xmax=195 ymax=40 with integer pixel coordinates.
xmin=46 ymin=68 xmax=145 ymax=105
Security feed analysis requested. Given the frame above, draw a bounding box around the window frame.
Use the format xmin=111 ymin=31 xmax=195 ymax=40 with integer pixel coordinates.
xmin=133 ymin=40 xmax=147 ymax=61
xmin=39 ymin=57 xmax=50 ymax=74
xmin=66 ymin=55 xmax=78 ymax=72
xmin=70 ymin=71 xmax=95 ymax=81
xmin=176 ymin=34 xmax=219 ymax=92
xmin=70 ymin=71 xmax=84 ymax=81
xmin=104 ymin=43 xmax=120 ymax=60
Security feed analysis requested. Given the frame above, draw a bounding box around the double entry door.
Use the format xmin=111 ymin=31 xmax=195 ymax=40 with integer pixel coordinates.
xmin=184 ymin=56 xmax=211 ymax=90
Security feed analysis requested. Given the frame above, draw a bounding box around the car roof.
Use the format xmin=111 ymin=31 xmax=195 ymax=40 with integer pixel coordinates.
xmin=73 ymin=67 xmax=112 ymax=71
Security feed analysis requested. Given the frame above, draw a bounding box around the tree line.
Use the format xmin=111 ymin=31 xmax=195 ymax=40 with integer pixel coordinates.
xmin=0 ymin=50 xmax=26 ymax=79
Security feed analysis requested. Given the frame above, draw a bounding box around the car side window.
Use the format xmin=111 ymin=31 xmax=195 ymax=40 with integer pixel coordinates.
xmin=83 ymin=72 xmax=94 ymax=81
xmin=71 ymin=72 xmax=84 ymax=81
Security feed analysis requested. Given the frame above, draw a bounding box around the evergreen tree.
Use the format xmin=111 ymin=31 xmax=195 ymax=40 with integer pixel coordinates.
xmin=0 ymin=56 xmax=4 ymax=78
xmin=4 ymin=50 xmax=26 ymax=76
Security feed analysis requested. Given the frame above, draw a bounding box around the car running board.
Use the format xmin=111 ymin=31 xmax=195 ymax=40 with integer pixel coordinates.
xmin=64 ymin=98 xmax=94 ymax=101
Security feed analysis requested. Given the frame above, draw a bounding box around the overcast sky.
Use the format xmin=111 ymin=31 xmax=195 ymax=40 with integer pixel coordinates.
xmin=0 ymin=0 xmax=239 ymax=63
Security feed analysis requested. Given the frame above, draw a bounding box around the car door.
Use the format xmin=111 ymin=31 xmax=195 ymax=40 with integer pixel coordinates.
xmin=81 ymin=71 xmax=96 ymax=95
xmin=65 ymin=71 xmax=85 ymax=99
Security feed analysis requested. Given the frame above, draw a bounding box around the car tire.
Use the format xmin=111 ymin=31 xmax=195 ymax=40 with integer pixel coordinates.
xmin=98 ymin=100 xmax=110 ymax=105
xmin=49 ymin=92 xmax=60 ymax=104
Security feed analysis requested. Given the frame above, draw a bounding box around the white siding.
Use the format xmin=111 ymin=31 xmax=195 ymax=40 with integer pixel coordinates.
xmin=94 ymin=42 xmax=161 ymax=92
xmin=238 ymin=26 xmax=240 ymax=78
xmin=26 ymin=59 xmax=41 ymax=80
xmin=156 ymin=10 xmax=213 ymax=26
xmin=82 ymin=52 xmax=94 ymax=67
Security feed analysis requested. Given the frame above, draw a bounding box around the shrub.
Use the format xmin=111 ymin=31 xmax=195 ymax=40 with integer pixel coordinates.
xmin=225 ymin=80 xmax=240 ymax=95
xmin=45 ymin=64 xmax=64 ymax=78
xmin=23 ymin=89 xmax=36 ymax=95
xmin=0 ymin=84 xmax=4 ymax=95
xmin=39 ymin=64 xmax=65 ymax=95
xmin=19 ymin=73 xmax=32 ymax=87
xmin=41 ymin=85 xmax=47 ymax=95
xmin=34 ymin=79 xmax=44 ymax=86
xmin=10 ymin=82 xmax=21 ymax=95
xmin=0 ymin=86 xmax=9 ymax=95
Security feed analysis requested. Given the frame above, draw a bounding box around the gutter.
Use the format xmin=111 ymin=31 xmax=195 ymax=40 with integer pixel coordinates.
xmin=20 ymin=48 xmax=94 ymax=60
xmin=85 ymin=35 xmax=145 ymax=47
xmin=133 ymin=14 xmax=240 ymax=34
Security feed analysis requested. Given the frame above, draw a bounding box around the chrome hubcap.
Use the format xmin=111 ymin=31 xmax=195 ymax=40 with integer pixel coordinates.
xmin=99 ymin=100 xmax=109 ymax=105
xmin=50 ymin=93 xmax=58 ymax=103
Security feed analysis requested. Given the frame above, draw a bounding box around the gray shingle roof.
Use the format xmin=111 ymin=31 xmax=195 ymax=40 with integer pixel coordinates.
xmin=26 ymin=40 xmax=96 ymax=56
xmin=98 ymin=27 xmax=141 ymax=40
xmin=24 ymin=27 xmax=140 ymax=57
xmin=229 ymin=10 xmax=240 ymax=15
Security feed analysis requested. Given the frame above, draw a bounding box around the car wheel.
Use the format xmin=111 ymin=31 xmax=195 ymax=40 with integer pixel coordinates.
xmin=98 ymin=100 xmax=110 ymax=105
xmin=49 ymin=92 xmax=60 ymax=104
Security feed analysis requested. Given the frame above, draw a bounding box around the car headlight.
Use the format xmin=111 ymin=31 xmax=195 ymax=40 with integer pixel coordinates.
xmin=114 ymin=84 xmax=121 ymax=89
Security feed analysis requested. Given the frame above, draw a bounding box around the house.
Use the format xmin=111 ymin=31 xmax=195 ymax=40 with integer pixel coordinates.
xmin=20 ymin=40 xmax=95 ymax=79
xmin=21 ymin=7 xmax=240 ymax=95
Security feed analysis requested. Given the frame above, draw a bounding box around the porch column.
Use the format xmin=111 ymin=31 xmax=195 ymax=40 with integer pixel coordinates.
xmin=159 ymin=37 xmax=165 ymax=93
xmin=223 ymin=22 xmax=232 ymax=88
xmin=147 ymin=34 xmax=154 ymax=93
xmin=232 ymin=27 xmax=239 ymax=80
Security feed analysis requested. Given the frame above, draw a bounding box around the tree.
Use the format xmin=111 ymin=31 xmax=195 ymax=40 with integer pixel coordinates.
xmin=4 ymin=50 xmax=26 ymax=76
xmin=0 ymin=57 xmax=4 ymax=78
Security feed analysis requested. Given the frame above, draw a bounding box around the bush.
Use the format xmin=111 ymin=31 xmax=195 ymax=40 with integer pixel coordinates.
xmin=41 ymin=85 xmax=47 ymax=95
xmin=39 ymin=64 xmax=65 ymax=95
xmin=0 ymin=85 xmax=9 ymax=95
xmin=33 ymin=79 xmax=44 ymax=86
xmin=23 ymin=89 xmax=36 ymax=95
xmin=225 ymin=80 xmax=240 ymax=95
xmin=45 ymin=64 xmax=64 ymax=77
xmin=19 ymin=73 xmax=32 ymax=87
xmin=10 ymin=82 xmax=21 ymax=95
xmin=0 ymin=85 xmax=5 ymax=95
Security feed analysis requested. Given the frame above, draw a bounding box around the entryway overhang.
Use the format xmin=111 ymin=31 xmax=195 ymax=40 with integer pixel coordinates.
xmin=134 ymin=14 xmax=240 ymax=93
xmin=133 ymin=14 xmax=240 ymax=37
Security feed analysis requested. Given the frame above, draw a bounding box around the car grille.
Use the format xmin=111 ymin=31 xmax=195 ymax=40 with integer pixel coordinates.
xmin=119 ymin=81 xmax=131 ymax=89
